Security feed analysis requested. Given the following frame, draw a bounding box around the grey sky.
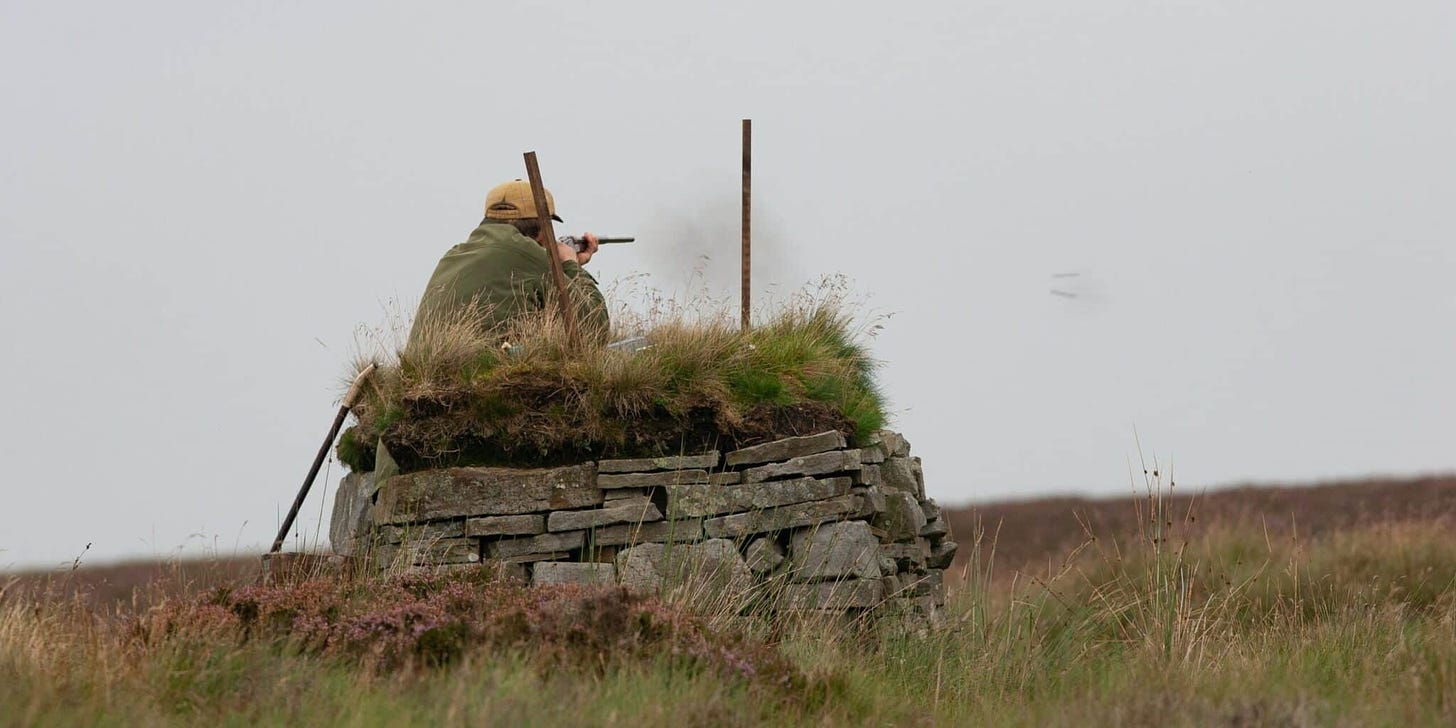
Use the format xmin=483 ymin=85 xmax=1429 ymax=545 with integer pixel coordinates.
xmin=2 ymin=1 xmax=1452 ymax=568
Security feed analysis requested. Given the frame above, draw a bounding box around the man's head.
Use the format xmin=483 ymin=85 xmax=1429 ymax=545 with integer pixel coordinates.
xmin=484 ymin=179 xmax=563 ymax=223
xmin=483 ymin=179 xmax=563 ymax=241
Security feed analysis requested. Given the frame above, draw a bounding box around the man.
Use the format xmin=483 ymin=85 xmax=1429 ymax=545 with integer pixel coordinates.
xmin=409 ymin=179 xmax=610 ymax=347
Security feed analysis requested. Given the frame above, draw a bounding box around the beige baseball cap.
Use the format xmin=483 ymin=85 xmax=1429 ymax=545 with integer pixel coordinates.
xmin=483 ymin=179 xmax=563 ymax=222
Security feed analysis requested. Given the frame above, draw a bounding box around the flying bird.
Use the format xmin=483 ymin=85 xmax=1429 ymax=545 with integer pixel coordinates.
xmin=1050 ymin=272 xmax=1081 ymax=298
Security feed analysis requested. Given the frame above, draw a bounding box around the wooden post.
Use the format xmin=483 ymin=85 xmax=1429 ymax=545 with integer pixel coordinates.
xmin=741 ymin=119 xmax=751 ymax=331
xmin=523 ymin=151 xmax=580 ymax=351
xmin=269 ymin=363 xmax=375 ymax=554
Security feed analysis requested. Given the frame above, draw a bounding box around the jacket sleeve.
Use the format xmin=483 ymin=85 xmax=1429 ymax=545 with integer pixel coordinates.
xmin=561 ymin=261 xmax=612 ymax=346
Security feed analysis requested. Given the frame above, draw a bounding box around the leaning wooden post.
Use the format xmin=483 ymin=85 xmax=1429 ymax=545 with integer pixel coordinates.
xmin=523 ymin=151 xmax=580 ymax=351
xmin=741 ymin=119 xmax=752 ymax=331
xmin=269 ymin=362 xmax=376 ymax=554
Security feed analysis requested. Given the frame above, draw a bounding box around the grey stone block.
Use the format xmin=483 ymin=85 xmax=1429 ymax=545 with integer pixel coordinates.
xmin=398 ymin=537 xmax=480 ymax=565
xmin=878 ymin=596 xmax=945 ymax=634
xmin=373 ymin=464 xmax=600 ymax=523
xmin=744 ymin=537 xmax=786 ymax=574
xmin=708 ymin=471 xmax=743 ymax=485
xmin=371 ymin=543 xmax=399 ymax=571
xmin=665 ymin=476 xmax=852 ymax=518
xmin=597 ymin=452 xmax=720 ymax=473
xmin=724 ymin=431 xmax=846 ymax=467
xmin=615 ymin=543 xmax=666 ymax=591
xmin=920 ymin=518 xmax=948 ymax=539
xmin=788 ymin=521 xmax=881 ymax=582
xmin=852 ymin=464 xmax=882 ymax=487
xmin=600 ymin=494 xmax=653 ymax=510
xmin=880 ymin=431 xmax=911 ymax=458
xmin=874 ymin=492 xmax=928 ymax=542
xmin=854 ymin=489 xmax=887 ymax=518
xmin=682 ymin=538 xmax=753 ymax=593
xmin=859 ymin=446 xmax=886 ymax=465
xmin=603 ymin=488 xmax=652 ymax=503
xmin=487 ymin=531 xmax=585 ymax=559
xmin=378 ymin=519 xmax=465 ymax=544
xmin=742 ymin=450 xmax=862 ymax=484
xmin=927 ymin=540 xmax=958 ymax=569
xmin=879 ymin=458 xmax=919 ymax=496
xmin=329 ymin=472 xmax=376 ymax=556
xmin=881 ymin=542 xmax=928 ymax=572
xmin=878 ymin=556 xmax=898 ymax=576
xmin=397 ymin=562 xmax=468 ymax=580
xmin=547 ymin=502 xmax=664 ymax=532
xmin=881 ymin=574 xmax=903 ymax=595
xmin=780 ymin=579 xmax=884 ymax=610
xmin=479 ymin=561 xmax=529 ymax=582
xmin=598 ymin=470 xmax=709 ymax=489
xmin=465 ymin=514 xmax=546 ymax=538
xmin=702 ymin=494 xmax=859 ymax=539
xmin=497 ymin=551 xmax=571 ymax=564
xmin=860 ymin=430 xmax=908 ymax=461
xmin=532 ymin=562 xmax=616 ymax=586
xmin=906 ymin=569 xmax=945 ymax=606
xmin=615 ymin=539 xmax=752 ymax=595
xmin=920 ymin=498 xmax=942 ymax=522
xmin=589 ymin=519 xmax=702 ymax=547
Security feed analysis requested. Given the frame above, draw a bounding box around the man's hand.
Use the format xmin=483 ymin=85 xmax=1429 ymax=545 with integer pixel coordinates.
xmin=575 ymin=232 xmax=599 ymax=266
xmin=554 ymin=240 xmax=578 ymax=263
xmin=556 ymin=232 xmax=600 ymax=265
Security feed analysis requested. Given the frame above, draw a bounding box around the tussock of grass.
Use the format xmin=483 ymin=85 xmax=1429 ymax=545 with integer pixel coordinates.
xmin=339 ymin=280 xmax=888 ymax=472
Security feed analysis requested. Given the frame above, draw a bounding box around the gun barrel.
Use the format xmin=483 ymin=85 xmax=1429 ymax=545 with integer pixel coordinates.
xmin=561 ymin=235 xmax=635 ymax=253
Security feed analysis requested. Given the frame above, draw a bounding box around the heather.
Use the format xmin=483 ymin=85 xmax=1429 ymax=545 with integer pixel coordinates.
xmin=186 ymin=573 xmax=804 ymax=688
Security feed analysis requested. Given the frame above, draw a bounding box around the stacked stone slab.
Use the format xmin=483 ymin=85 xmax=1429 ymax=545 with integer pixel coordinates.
xmin=332 ymin=430 xmax=956 ymax=627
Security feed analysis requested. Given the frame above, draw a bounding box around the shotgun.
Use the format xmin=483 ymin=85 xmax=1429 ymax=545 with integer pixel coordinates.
xmin=559 ymin=236 xmax=634 ymax=253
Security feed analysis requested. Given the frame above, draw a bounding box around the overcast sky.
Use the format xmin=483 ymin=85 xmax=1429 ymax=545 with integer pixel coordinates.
xmin=3 ymin=1 xmax=1452 ymax=569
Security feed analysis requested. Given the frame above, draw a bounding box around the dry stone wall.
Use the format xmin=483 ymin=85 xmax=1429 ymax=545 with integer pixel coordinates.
xmin=331 ymin=430 xmax=956 ymax=626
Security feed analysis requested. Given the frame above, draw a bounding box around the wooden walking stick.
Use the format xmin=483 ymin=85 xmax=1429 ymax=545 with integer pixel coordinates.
xmin=523 ymin=151 xmax=580 ymax=351
xmin=269 ymin=363 xmax=376 ymax=554
xmin=741 ymin=119 xmax=752 ymax=331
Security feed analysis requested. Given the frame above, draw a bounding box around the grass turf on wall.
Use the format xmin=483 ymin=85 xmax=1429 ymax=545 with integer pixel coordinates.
xmin=337 ymin=288 xmax=887 ymax=473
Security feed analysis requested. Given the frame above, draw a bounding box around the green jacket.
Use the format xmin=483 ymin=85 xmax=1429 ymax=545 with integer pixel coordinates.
xmin=409 ymin=222 xmax=610 ymax=346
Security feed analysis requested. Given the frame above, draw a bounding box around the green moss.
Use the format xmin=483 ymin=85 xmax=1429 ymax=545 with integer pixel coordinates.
xmin=800 ymin=371 xmax=846 ymax=404
xmin=336 ymin=427 xmax=375 ymax=473
xmin=463 ymin=349 xmax=503 ymax=381
xmin=728 ymin=370 xmax=794 ymax=406
xmin=469 ymin=393 xmax=518 ymax=422
xmin=375 ymin=405 xmax=406 ymax=434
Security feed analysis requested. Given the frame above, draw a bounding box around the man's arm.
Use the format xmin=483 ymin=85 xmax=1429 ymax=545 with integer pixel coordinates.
xmin=547 ymin=234 xmax=610 ymax=345
xmin=558 ymin=256 xmax=611 ymax=346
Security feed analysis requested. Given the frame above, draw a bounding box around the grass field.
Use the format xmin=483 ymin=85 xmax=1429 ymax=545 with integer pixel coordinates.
xmin=5 ymin=475 xmax=1454 ymax=726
